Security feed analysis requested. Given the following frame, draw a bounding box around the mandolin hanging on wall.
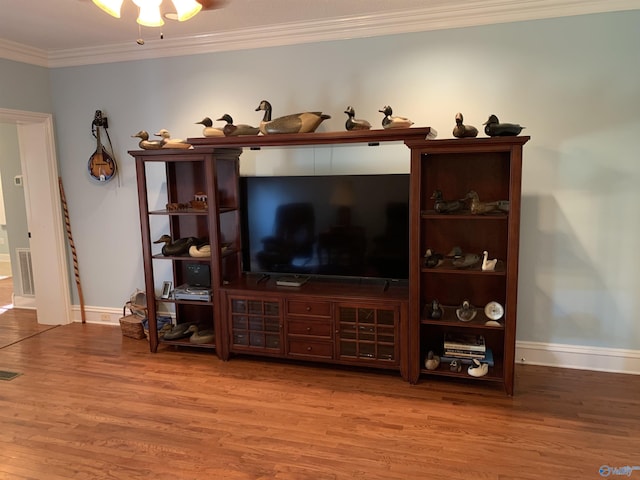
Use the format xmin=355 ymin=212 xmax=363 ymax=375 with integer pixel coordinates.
xmin=88 ymin=110 xmax=117 ymax=183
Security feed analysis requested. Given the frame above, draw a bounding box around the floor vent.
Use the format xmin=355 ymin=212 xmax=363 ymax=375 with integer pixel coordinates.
xmin=16 ymin=248 xmax=35 ymax=296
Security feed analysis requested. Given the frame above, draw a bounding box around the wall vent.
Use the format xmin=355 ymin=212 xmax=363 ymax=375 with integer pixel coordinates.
xmin=16 ymin=248 xmax=35 ymax=296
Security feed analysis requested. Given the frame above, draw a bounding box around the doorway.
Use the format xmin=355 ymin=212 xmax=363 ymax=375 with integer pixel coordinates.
xmin=0 ymin=108 xmax=72 ymax=325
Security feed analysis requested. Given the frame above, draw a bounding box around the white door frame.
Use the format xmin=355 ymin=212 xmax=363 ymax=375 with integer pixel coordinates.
xmin=0 ymin=107 xmax=72 ymax=325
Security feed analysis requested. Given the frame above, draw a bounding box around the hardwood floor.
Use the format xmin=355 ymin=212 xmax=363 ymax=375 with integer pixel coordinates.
xmin=0 ymin=310 xmax=638 ymax=479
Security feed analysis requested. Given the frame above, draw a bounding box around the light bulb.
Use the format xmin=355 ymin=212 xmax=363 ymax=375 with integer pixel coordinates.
xmin=135 ymin=0 xmax=164 ymax=27
xmin=92 ymin=0 xmax=124 ymax=18
xmin=170 ymin=0 xmax=202 ymax=21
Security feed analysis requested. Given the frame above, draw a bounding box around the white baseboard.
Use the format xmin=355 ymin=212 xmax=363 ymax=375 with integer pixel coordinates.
xmin=71 ymin=305 xmax=175 ymax=326
xmin=516 ymin=341 xmax=640 ymax=375
xmin=12 ymin=294 xmax=36 ymax=309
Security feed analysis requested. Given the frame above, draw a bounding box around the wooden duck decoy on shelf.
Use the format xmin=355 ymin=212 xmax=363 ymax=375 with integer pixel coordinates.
xmin=483 ymin=114 xmax=525 ymax=137
xmin=131 ymin=130 xmax=163 ymax=150
xmin=481 ymin=250 xmax=498 ymax=271
xmin=426 ymin=299 xmax=443 ymax=319
xmin=344 ymin=106 xmax=371 ymax=131
xmin=189 ymin=244 xmax=211 ymax=258
xmin=186 ymin=324 xmax=216 ymax=345
xmin=255 ymin=100 xmax=331 ymax=135
xmin=452 ymin=112 xmax=478 ymax=138
xmin=431 ymin=190 xmax=464 ymax=213
xmin=425 ymin=351 xmax=441 ymax=370
xmin=195 ymin=117 xmax=225 ymax=137
xmin=456 ymin=300 xmax=477 ymax=322
xmin=423 ymin=248 xmax=443 ymax=268
xmin=216 ymin=114 xmax=260 ymax=136
xmin=468 ymin=359 xmax=489 ymax=377
xmin=154 ymin=129 xmax=192 ymax=149
xmin=378 ymin=106 xmax=413 ymax=129
xmin=153 ymin=234 xmax=197 ymax=256
xmin=464 ymin=190 xmax=509 ymax=215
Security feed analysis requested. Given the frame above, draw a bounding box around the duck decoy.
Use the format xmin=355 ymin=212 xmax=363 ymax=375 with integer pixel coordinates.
xmin=216 ymin=113 xmax=260 ymax=136
xmin=154 ymin=129 xmax=192 ymax=149
xmin=424 ymin=351 xmax=441 ymax=370
xmin=189 ymin=244 xmax=211 ymax=258
xmin=344 ymin=106 xmax=371 ymax=131
xmin=378 ymin=106 xmax=413 ymax=129
xmin=255 ymin=100 xmax=331 ymax=135
xmin=452 ymin=253 xmax=481 ymax=269
xmin=481 ymin=250 xmax=498 ymax=271
xmin=468 ymin=358 xmax=489 ymax=377
xmin=464 ymin=190 xmax=509 ymax=215
xmin=131 ymin=130 xmax=163 ymax=150
xmin=163 ymin=322 xmax=197 ymax=340
xmin=431 ymin=190 xmax=464 ymax=213
xmin=456 ymin=300 xmax=477 ymax=322
xmin=195 ymin=117 xmax=225 ymax=137
xmin=423 ymin=248 xmax=443 ymax=268
xmin=483 ymin=114 xmax=525 ymax=137
xmin=452 ymin=112 xmax=478 ymax=138
xmin=186 ymin=324 xmax=216 ymax=344
xmin=153 ymin=234 xmax=197 ymax=256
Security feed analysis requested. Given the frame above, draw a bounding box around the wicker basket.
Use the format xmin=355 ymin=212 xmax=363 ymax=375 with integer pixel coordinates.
xmin=119 ymin=314 xmax=146 ymax=339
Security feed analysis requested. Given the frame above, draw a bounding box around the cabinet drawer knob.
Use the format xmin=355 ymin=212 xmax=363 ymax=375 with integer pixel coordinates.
xmin=307 ymin=346 xmax=312 ymax=351
xmin=306 ymin=306 xmax=311 ymax=312
xmin=306 ymin=327 xmax=312 ymax=332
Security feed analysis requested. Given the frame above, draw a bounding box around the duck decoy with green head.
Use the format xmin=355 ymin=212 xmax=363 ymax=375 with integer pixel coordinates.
xmin=483 ymin=114 xmax=525 ymax=136
xmin=216 ymin=113 xmax=260 ymax=136
xmin=344 ymin=106 xmax=371 ymax=131
xmin=132 ymin=130 xmax=163 ymax=150
xmin=452 ymin=112 xmax=478 ymax=138
xmin=153 ymin=234 xmax=197 ymax=256
xmin=379 ymin=105 xmax=414 ymax=129
xmin=255 ymin=100 xmax=331 ymax=134
xmin=195 ymin=117 xmax=225 ymax=137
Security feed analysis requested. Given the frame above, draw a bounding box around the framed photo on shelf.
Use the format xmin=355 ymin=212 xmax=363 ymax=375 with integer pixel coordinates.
xmin=160 ymin=281 xmax=172 ymax=299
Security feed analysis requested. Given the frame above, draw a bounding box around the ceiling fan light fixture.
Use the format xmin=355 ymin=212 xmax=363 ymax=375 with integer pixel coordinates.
xmin=170 ymin=0 xmax=202 ymax=21
xmin=134 ymin=0 xmax=165 ymax=27
xmin=92 ymin=0 xmax=124 ymax=18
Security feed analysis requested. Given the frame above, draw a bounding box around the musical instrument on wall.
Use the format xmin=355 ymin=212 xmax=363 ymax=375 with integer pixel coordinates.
xmin=88 ymin=110 xmax=117 ymax=183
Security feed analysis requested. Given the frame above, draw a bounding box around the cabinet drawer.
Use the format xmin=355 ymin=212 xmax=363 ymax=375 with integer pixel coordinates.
xmin=287 ymin=339 xmax=333 ymax=358
xmin=287 ymin=319 xmax=332 ymax=337
xmin=287 ymin=300 xmax=331 ymax=317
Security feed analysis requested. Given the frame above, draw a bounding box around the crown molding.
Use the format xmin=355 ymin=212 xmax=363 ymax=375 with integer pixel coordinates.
xmin=2 ymin=0 xmax=639 ymax=68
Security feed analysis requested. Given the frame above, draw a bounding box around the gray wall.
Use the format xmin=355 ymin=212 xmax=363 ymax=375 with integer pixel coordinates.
xmin=3 ymin=11 xmax=640 ymax=350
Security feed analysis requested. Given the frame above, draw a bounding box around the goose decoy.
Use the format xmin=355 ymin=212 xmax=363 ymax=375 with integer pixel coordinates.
xmin=186 ymin=324 xmax=216 ymax=345
xmin=464 ymin=190 xmax=509 ymax=215
xmin=195 ymin=117 xmax=225 ymax=137
xmin=163 ymin=322 xmax=197 ymax=340
xmin=456 ymin=300 xmax=477 ymax=322
xmin=378 ymin=106 xmax=413 ymax=129
xmin=431 ymin=189 xmax=464 ymax=213
xmin=452 ymin=112 xmax=478 ymax=138
xmin=153 ymin=234 xmax=197 ymax=256
xmin=131 ymin=130 xmax=163 ymax=150
xmin=481 ymin=250 xmax=498 ymax=271
xmin=344 ymin=106 xmax=371 ymax=131
xmin=468 ymin=358 xmax=489 ymax=377
xmin=255 ymin=100 xmax=331 ymax=135
xmin=483 ymin=114 xmax=525 ymax=136
xmin=216 ymin=113 xmax=260 ymax=136
xmin=424 ymin=351 xmax=441 ymax=370
xmin=189 ymin=244 xmax=211 ymax=258
xmin=154 ymin=129 xmax=192 ymax=149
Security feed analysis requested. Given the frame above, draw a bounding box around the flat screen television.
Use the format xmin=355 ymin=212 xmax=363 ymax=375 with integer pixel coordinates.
xmin=240 ymin=174 xmax=409 ymax=281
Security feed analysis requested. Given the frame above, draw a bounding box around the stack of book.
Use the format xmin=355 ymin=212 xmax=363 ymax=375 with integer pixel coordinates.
xmin=441 ymin=333 xmax=494 ymax=366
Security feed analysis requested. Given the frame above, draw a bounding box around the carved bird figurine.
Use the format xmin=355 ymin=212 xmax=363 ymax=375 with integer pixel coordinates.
xmin=344 ymin=106 xmax=371 ymax=131
xmin=195 ymin=117 xmax=225 ymax=137
xmin=483 ymin=114 xmax=525 ymax=136
xmin=153 ymin=234 xmax=197 ymax=256
xmin=464 ymin=190 xmax=509 ymax=215
xmin=255 ymin=100 xmax=331 ymax=135
xmin=189 ymin=244 xmax=211 ymax=258
xmin=378 ymin=105 xmax=413 ymax=129
xmin=481 ymin=250 xmax=498 ymax=271
xmin=216 ymin=113 xmax=260 ymax=136
xmin=131 ymin=130 xmax=163 ymax=149
xmin=431 ymin=190 xmax=464 ymax=213
xmin=452 ymin=112 xmax=478 ymax=138
xmin=468 ymin=359 xmax=489 ymax=377
xmin=456 ymin=300 xmax=477 ymax=322
xmin=186 ymin=324 xmax=216 ymax=344
xmin=154 ymin=129 xmax=192 ymax=149
xmin=425 ymin=351 xmax=441 ymax=370
xmin=423 ymin=248 xmax=443 ymax=268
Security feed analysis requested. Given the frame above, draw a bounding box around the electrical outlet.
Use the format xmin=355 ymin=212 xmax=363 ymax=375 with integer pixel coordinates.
xmin=100 ymin=313 xmax=110 ymax=322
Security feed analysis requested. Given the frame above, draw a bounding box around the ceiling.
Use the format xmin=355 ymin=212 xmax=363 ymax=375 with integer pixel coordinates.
xmin=1 ymin=0 xmax=638 ymax=67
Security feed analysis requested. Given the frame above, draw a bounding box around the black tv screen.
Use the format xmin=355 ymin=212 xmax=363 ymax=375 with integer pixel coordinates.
xmin=240 ymin=174 xmax=409 ymax=280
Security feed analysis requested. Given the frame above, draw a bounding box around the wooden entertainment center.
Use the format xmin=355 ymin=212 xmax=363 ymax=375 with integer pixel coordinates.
xmin=131 ymin=128 xmax=528 ymax=394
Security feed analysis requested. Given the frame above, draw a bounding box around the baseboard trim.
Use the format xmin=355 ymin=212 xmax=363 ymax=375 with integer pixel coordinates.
xmin=516 ymin=341 xmax=640 ymax=375
xmin=72 ymin=305 xmax=175 ymax=326
xmin=12 ymin=294 xmax=36 ymax=309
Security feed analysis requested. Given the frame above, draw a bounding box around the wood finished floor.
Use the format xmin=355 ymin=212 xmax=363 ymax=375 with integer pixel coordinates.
xmin=0 ymin=303 xmax=638 ymax=479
